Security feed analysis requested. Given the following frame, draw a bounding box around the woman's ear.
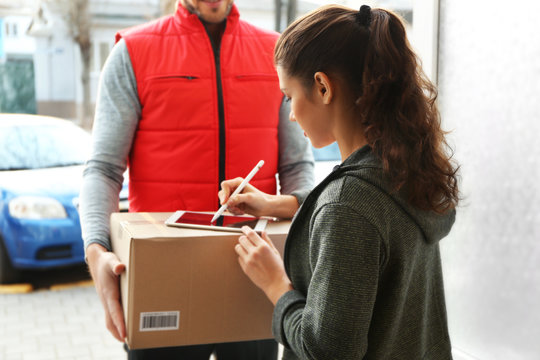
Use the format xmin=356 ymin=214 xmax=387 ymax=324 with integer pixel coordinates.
xmin=313 ymin=72 xmax=333 ymax=105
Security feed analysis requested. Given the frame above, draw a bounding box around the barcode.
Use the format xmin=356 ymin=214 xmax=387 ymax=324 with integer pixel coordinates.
xmin=139 ymin=311 xmax=180 ymax=332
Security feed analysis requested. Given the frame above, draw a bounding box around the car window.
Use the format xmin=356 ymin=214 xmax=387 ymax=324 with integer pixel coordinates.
xmin=0 ymin=123 xmax=91 ymax=170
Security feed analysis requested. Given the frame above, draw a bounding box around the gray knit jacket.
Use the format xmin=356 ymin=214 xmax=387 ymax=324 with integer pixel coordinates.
xmin=272 ymin=145 xmax=455 ymax=360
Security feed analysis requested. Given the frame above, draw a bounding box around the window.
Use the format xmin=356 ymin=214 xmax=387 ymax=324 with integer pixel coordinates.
xmin=3 ymin=22 xmax=20 ymax=38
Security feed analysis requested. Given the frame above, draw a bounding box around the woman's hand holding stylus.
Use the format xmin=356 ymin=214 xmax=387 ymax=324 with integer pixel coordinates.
xmin=218 ymin=178 xmax=300 ymax=219
xmin=235 ymin=226 xmax=293 ymax=305
xmin=218 ymin=178 xmax=271 ymax=217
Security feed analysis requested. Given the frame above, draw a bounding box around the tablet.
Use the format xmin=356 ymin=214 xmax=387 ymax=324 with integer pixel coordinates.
xmin=164 ymin=211 xmax=270 ymax=233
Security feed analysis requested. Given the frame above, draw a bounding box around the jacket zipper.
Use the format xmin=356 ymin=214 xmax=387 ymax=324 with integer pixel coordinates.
xmin=205 ymin=27 xmax=226 ymax=210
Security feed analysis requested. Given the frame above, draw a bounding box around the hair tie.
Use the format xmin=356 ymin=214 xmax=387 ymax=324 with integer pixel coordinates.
xmin=356 ymin=5 xmax=372 ymax=27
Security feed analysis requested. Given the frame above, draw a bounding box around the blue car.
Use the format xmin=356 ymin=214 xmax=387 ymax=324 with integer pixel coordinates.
xmin=0 ymin=114 xmax=127 ymax=283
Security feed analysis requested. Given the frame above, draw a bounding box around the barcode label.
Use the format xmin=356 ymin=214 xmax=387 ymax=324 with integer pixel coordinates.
xmin=139 ymin=311 xmax=180 ymax=332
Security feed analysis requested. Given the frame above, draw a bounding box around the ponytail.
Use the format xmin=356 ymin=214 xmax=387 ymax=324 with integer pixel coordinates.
xmin=359 ymin=9 xmax=459 ymax=213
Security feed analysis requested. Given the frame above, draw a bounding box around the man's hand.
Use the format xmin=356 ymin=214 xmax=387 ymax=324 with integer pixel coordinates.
xmin=86 ymin=243 xmax=126 ymax=342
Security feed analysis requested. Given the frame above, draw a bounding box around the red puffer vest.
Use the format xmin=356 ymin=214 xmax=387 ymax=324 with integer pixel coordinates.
xmin=117 ymin=4 xmax=283 ymax=212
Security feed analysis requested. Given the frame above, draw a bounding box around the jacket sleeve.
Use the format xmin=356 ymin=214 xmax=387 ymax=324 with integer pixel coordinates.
xmin=277 ymin=97 xmax=315 ymax=205
xmin=79 ymin=39 xmax=141 ymax=252
xmin=272 ymin=203 xmax=382 ymax=359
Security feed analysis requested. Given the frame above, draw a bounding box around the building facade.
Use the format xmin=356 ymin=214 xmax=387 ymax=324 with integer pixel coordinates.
xmin=1 ymin=0 xmax=161 ymax=120
xmin=1 ymin=0 xmax=416 ymax=124
xmin=28 ymin=0 xmax=161 ymax=121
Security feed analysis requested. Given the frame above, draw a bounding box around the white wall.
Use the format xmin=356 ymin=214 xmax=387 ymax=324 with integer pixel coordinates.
xmin=2 ymin=15 xmax=35 ymax=55
xmin=34 ymin=35 xmax=76 ymax=102
xmin=437 ymin=1 xmax=540 ymax=359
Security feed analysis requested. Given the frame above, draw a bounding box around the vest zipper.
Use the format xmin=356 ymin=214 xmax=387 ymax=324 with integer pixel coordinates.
xmin=205 ymin=26 xmax=226 ymax=210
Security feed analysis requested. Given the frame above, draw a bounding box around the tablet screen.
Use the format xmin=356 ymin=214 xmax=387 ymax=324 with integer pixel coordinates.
xmin=175 ymin=212 xmax=259 ymax=229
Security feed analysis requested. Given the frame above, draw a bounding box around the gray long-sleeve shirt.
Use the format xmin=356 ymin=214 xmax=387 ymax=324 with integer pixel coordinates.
xmin=80 ymin=39 xmax=314 ymax=252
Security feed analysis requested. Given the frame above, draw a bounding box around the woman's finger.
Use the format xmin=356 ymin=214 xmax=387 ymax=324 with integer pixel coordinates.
xmin=219 ymin=177 xmax=244 ymax=204
xmin=260 ymin=231 xmax=277 ymax=249
xmin=228 ymin=192 xmax=252 ymax=208
xmin=261 ymin=231 xmax=276 ymax=248
xmin=234 ymin=243 xmax=248 ymax=256
xmin=226 ymin=194 xmax=240 ymax=208
xmin=218 ymin=189 xmax=226 ymax=205
xmin=238 ymin=234 xmax=255 ymax=250
xmin=227 ymin=205 xmax=245 ymax=215
xmin=237 ymin=254 xmax=247 ymax=273
xmin=241 ymin=226 xmax=264 ymax=246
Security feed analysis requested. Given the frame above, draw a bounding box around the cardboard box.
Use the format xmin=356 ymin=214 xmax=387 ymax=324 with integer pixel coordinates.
xmin=110 ymin=212 xmax=290 ymax=350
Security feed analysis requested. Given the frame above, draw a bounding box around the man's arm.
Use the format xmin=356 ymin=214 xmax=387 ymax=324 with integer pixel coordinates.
xmin=277 ymin=98 xmax=315 ymax=205
xmin=79 ymin=39 xmax=140 ymax=252
xmin=79 ymin=38 xmax=141 ymax=342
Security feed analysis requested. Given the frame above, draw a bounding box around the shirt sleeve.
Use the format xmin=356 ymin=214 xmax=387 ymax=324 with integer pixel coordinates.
xmin=79 ymin=39 xmax=141 ymax=252
xmin=272 ymin=203 xmax=382 ymax=359
xmin=277 ymin=97 xmax=315 ymax=205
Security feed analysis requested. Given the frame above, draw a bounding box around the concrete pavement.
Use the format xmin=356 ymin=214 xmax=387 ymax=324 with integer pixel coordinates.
xmin=0 ymin=283 xmax=126 ymax=360
xmin=1 ymin=279 xmax=279 ymax=360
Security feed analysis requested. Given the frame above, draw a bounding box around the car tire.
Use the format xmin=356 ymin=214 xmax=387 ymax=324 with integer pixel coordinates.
xmin=0 ymin=236 xmax=21 ymax=284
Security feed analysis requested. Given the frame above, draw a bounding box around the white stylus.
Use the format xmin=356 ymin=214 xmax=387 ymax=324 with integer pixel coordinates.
xmin=211 ymin=160 xmax=265 ymax=223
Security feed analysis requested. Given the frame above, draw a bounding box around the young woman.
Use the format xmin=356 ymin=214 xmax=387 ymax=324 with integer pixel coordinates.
xmin=218 ymin=5 xmax=459 ymax=359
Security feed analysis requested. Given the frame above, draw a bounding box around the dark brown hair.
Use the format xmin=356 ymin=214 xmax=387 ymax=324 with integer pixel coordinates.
xmin=274 ymin=5 xmax=459 ymax=213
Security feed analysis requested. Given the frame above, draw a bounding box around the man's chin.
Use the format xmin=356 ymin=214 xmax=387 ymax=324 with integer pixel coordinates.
xmin=188 ymin=2 xmax=232 ymax=23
